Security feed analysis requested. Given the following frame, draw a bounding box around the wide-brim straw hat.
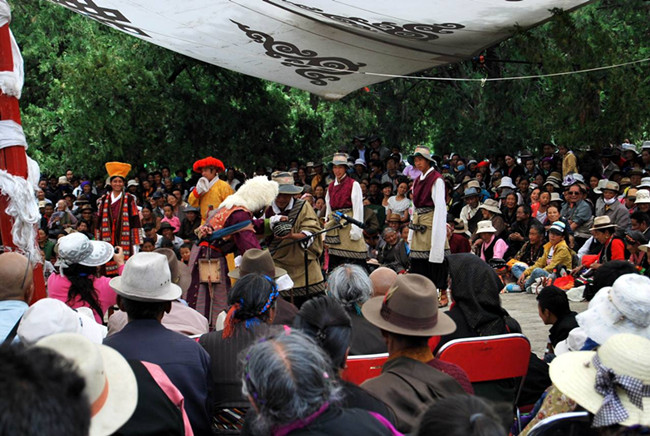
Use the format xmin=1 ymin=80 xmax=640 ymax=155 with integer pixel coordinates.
xmin=453 ymin=219 xmax=470 ymax=237
xmin=271 ymin=171 xmax=303 ymax=195
xmin=590 ymin=215 xmax=617 ymax=232
xmin=56 ymin=232 xmax=113 ymax=268
xmin=109 ymin=252 xmax=182 ymax=302
xmin=329 ymin=153 xmax=353 ymax=168
xmin=36 ymin=333 xmax=138 ymax=436
xmin=362 ymin=274 xmax=456 ymax=337
xmin=475 ymin=220 xmax=498 ymax=234
xmin=228 ymin=248 xmax=287 ymax=279
xmin=576 ymin=274 xmax=650 ymax=345
xmin=550 ymin=333 xmax=650 ymax=427
xmin=601 ymin=180 xmax=620 ymax=193
xmin=478 ymin=199 xmax=501 ymax=215
xmin=407 ymin=146 xmax=436 ymax=166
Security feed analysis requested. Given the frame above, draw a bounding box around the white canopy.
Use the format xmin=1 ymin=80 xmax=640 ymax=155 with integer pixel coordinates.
xmin=45 ymin=0 xmax=591 ymax=99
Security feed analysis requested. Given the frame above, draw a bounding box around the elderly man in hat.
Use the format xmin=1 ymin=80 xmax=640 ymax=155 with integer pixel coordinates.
xmin=104 ymin=252 xmax=212 ymax=435
xmin=406 ymin=146 xmax=449 ymax=306
xmin=595 ymin=181 xmax=630 ymax=230
xmin=107 ymin=248 xmax=209 ymax=337
xmin=590 ymin=216 xmax=626 ymax=269
xmin=360 ymin=274 xmax=470 ymax=433
xmin=187 ymin=156 xmax=234 ymax=224
xmin=459 ymin=186 xmax=482 ymax=235
xmin=179 ymin=205 xmax=201 ymax=243
xmin=324 ymin=153 xmax=367 ymax=271
xmin=264 ymin=172 xmax=325 ymax=306
xmin=96 ymin=162 xmax=142 ymax=276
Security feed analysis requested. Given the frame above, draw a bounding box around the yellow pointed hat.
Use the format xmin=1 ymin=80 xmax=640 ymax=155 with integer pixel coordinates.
xmin=105 ymin=162 xmax=131 ymax=180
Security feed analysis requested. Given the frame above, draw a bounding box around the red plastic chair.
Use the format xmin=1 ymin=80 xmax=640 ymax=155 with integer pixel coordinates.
xmin=341 ymin=353 xmax=389 ymax=385
xmin=436 ymin=333 xmax=531 ymax=432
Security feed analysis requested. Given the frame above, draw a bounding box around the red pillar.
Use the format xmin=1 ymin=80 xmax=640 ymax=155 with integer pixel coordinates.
xmin=0 ymin=23 xmax=46 ymax=302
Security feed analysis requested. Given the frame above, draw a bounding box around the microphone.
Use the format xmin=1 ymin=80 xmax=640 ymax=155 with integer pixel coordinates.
xmin=334 ymin=211 xmax=366 ymax=229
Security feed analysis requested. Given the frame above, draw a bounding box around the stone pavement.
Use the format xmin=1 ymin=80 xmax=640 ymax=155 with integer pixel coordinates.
xmin=500 ymin=292 xmax=588 ymax=357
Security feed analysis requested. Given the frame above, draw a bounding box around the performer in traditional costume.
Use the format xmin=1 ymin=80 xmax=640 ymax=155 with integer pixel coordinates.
xmin=187 ymin=175 xmax=279 ymax=326
xmin=324 ymin=153 xmax=366 ymax=271
xmin=187 ymin=156 xmax=234 ymax=223
xmin=407 ymin=146 xmax=449 ymax=306
xmin=96 ymin=162 xmax=141 ymax=276
xmin=264 ymin=172 xmax=325 ymax=307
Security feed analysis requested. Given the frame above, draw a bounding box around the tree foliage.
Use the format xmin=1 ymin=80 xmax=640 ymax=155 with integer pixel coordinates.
xmin=9 ymin=0 xmax=650 ymax=176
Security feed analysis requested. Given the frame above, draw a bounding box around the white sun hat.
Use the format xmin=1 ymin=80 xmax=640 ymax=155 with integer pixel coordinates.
xmin=56 ymin=232 xmax=114 ymax=268
xmin=550 ymin=333 xmax=650 ymax=427
xmin=576 ymin=274 xmax=650 ymax=345
xmin=36 ymin=333 xmax=138 ymax=436
xmin=18 ymin=298 xmax=107 ymax=345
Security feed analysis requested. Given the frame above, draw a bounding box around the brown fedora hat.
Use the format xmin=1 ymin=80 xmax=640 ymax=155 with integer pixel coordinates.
xmin=154 ymin=248 xmax=191 ymax=293
xmin=361 ymin=274 xmax=456 ymax=337
xmin=228 ymin=248 xmax=287 ymax=279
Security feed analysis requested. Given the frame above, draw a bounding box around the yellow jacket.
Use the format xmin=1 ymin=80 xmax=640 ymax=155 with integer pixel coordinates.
xmin=188 ymin=179 xmax=234 ymax=223
xmin=523 ymin=240 xmax=573 ymax=277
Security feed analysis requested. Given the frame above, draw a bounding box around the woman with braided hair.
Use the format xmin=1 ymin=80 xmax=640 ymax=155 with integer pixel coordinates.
xmin=198 ymin=274 xmax=281 ymax=419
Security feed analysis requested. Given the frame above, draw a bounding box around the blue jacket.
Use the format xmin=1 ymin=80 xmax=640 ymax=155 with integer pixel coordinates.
xmin=104 ymin=319 xmax=212 ymax=435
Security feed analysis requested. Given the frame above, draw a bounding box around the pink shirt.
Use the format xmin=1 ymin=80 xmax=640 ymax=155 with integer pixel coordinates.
xmin=48 ymin=265 xmax=124 ymax=323
xmin=161 ymin=216 xmax=181 ymax=233
xmin=479 ymin=235 xmax=509 ymax=261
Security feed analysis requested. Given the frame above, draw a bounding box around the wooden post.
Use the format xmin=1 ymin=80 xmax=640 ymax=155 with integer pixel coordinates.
xmin=0 ymin=19 xmax=46 ymax=302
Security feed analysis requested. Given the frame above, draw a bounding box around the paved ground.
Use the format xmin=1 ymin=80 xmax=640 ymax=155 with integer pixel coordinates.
xmin=500 ymin=292 xmax=588 ymax=356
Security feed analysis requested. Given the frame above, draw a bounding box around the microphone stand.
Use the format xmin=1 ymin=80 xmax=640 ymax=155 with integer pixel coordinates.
xmin=270 ymin=217 xmax=349 ymax=305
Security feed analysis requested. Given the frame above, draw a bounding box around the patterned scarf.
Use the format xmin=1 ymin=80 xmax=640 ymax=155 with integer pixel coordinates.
xmin=99 ymin=192 xmax=138 ymax=275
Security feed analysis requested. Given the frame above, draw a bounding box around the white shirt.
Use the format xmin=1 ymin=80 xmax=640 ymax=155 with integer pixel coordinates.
xmin=325 ymin=176 xmax=364 ymax=241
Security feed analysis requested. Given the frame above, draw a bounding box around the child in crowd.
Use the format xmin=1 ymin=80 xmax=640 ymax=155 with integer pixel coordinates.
xmin=179 ymin=243 xmax=192 ymax=265
xmin=161 ymin=203 xmax=181 ymax=233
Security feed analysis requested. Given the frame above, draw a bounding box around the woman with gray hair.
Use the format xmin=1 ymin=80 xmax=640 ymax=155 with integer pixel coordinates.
xmin=240 ymin=330 xmax=399 ymax=435
xmin=327 ymin=264 xmax=386 ymax=355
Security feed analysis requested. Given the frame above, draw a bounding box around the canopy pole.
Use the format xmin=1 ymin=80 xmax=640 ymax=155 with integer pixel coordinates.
xmin=0 ymin=18 xmax=46 ymax=303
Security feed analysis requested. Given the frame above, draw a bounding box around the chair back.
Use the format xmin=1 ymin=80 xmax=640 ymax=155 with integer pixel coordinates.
xmin=341 ymin=353 xmax=389 ymax=385
xmin=436 ymin=333 xmax=531 ymax=383
xmin=527 ymin=411 xmax=594 ymax=436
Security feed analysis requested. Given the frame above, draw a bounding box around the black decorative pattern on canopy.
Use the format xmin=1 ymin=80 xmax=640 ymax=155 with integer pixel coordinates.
xmin=50 ymin=0 xmax=149 ymax=37
xmin=264 ymin=0 xmax=465 ymax=41
xmin=232 ymin=20 xmax=366 ymax=86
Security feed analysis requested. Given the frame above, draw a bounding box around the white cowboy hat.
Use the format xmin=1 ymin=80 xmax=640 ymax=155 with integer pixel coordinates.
xmin=109 ymin=252 xmax=182 ymax=302
xmin=637 ymin=177 xmax=650 ymax=189
xmin=550 ymin=333 xmax=650 ymax=427
xmin=589 ymin=215 xmax=617 ymax=232
xmin=478 ymin=199 xmax=501 ymax=215
xmin=475 ymin=220 xmax=498 ymax=234
xmin=36 ymin=333 xmax=138 ymax=436
xmin=592 ymin=179 xmax=609 ymax=195
xmin=56 ymin=232 xmax=114 ymax=268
